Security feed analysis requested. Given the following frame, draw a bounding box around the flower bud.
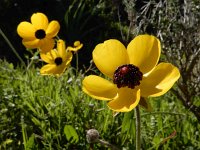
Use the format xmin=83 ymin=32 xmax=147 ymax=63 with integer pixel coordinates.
xmin=86 ymin=129 xmax=99 ymax=143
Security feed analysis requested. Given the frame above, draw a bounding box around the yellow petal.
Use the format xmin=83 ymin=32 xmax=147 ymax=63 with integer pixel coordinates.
xmin=108 ymin=87 xmax=140 ymax=112
xmin=17 ymin=22 xmax=36 ymax=40
xmin=67 ymin=41 xmax=83 ymax=52
xmin=39 ymin=38 xmax=55 ymax=53
xmin=67 ymin=46 xmax=76 ymax=52
xmin=50 ymin=49 xmax=59 ymax=59
xmin=31 ymin=12 xmax=49 ymax=30
xmin=74 ymin=41 xmax=81 ymax=47
xmin=40 ymin=52 xmax=54 ymax=64
xmin=22 ymin=39 xmax=40 ymax=49
xmin=139 ymin=63 xmax=180 ymax=97
xmin=46 ymin=21 xmax=60 ymax=38
xmin=40 ymin=63 xmax=66 ymax=76
xmin=40 ymin=64 xmax=57 ymax=75
xmin=54 ymin=63 xmax=68 ymax=75
xmin=82 ymin=75 xmax=118 ymax=100
xmin=127 ymin=34 xmax=161 ymax=74
xmin=65 ymin=51 xmax=73 ymax=64
xmin=67 ymin=45 xmax=83 ymax=52
xmin=93 ymin=39 xmax=129 ymax=78
xmin=57 ymin=40 xmax=67 ymax=60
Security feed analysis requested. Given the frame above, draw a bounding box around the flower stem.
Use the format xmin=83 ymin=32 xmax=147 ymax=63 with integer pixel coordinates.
xmin=135 ymin=106 xmax=141 ymax=150
xmin=26 ymin=50 xmax=39 ymax=70
xmin=97 ymin=139 xmax=120 ymax=150
xmin=75 ymin=52 xmax=79 ymax=76
xmin=0 ymin=28 xmax=26 ymax=68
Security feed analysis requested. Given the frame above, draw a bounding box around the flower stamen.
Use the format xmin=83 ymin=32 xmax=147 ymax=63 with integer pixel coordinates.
xmin=113 ymin=64 xmax=143 ymax=89
xmin=35 ymin=29 xmax=46 ymax=39
xmin=54 ymin=57 xmax=63 ymax=66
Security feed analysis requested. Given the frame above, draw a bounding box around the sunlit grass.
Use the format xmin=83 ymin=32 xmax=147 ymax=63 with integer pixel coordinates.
xmin=0 ymin=60 xmax=199 ymax=150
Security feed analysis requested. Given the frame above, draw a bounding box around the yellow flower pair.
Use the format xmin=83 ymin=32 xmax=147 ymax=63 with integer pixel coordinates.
xmin=17 ymin=12 xmax=82 ymax=76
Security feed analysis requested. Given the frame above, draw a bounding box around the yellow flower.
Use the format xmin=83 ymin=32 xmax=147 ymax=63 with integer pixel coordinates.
xmin=82 ymin=35 xmax=180 ymax=112
xmin=17 ymin=12 xmax=60 ymax=53
xmin=67 ymin=41 xmax=83 ymax=52
xmin=40 ymin=39 xmax=72 ymax=76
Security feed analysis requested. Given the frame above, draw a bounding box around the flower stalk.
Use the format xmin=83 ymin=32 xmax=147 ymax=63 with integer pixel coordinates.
xmin=135 ymin=105 xmax=141 ymax=150
xmin=75 ymin=52 xmax=79 ymax=76
xmin=0 ymin=28 xmax=26 ymax=68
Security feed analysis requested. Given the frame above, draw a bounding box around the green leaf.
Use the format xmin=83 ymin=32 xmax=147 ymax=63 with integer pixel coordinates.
xmin=152 ymin=135 xmax=162 ymax=150
xmin=26 ymin=134 xmax=35 ymax=150
xmin=121 ymin=111 xmax=134 ymax=133
xmin=31 ymin=117 xmax=41 ymax=126
xmin=64 ymin=125 xmax=79 ymax=143
xmin=3 ymin=139 xmax=13 ymax=145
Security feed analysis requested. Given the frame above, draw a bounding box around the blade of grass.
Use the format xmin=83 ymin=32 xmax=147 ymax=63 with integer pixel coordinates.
xmin=0 ymin=28 xmax=26 ymax=67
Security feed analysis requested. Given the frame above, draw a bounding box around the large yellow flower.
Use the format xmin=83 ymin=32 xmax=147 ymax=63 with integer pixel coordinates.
xmin=40 ymin=39 xmax=72 ymax=76
xmin=82 ymin=35 xmax=180 ymax=112
xmin=17 ymin=12 xmax=60 ymax=53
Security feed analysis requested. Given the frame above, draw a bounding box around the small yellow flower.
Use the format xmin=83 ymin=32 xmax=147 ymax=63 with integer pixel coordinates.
xmin=67 ymin=41 xmax=83 ymax=52
xmin=17 ymin=12 xmax=60 ymax=53
xmin=82 ymin=34 xmax=180 ymax=112
xmin=40 ymin=39 xmax=72 ymax=76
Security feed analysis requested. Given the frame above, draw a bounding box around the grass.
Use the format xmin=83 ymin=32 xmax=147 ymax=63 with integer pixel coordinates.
xmin=0 ymin=59 xmax=199 ymax=150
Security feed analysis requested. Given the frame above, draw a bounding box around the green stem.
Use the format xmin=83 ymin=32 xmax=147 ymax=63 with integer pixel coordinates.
xmin=26 ymin=50 xmax=39 ymax=70
xmin=97 ymin=139 xmax=120 ymax=150
xmin=21 ymin=119 xmax=27 ymax=150
xmin=75 ymin=52 xmax=79 ymax=76
xmin=135 ymin=106 xmax=141 ymax=150
xmin=0 ymin=28 xmax=26 ymax=67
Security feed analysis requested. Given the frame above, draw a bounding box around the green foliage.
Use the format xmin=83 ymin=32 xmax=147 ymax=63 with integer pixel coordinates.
xmin=64 ymin=125 xmax=79 ymax=143
xmin=64 ymin=0 xmax=95 ymax=41
xmin=0 ymin=60 xmax=200 ymax=149
xmin=0 ymin=0 xmax=200 ymax=149
xmin=63 ymin=0 xmax=124 ymax=45
xmin=26 ymin=134 xmax=35 ymax=150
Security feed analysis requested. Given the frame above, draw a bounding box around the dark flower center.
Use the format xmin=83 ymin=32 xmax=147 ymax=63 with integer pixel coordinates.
xmin=35 ymin=29 xmax=46 ymax=39
xmin=54 ymin=57 xmax=63 ymax=66
xmin=113 ymin=64 xmax=143 ymax=89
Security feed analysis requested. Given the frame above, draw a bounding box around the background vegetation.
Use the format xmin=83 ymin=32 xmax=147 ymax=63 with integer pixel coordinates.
xmin=0 ymin=0 xmax=199 ymax=149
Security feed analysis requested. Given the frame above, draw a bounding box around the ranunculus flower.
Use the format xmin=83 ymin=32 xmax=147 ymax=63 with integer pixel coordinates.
xmin=82 ymin=34 xmax=180 ymax=112
xmin=40 ymin=39 xmax=72 ymax=76
xmin=17 ymin=12 xmax=60 ymax=53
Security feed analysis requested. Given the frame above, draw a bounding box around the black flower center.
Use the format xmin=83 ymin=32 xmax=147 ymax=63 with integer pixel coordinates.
xmin=35 ymin=29 xmax=46 ymax=39
xmin=113 ymin=64 xmax=143 ymax=89
xmin=54 ymin=57 xmax=63 ymax=66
